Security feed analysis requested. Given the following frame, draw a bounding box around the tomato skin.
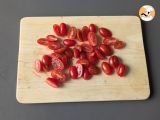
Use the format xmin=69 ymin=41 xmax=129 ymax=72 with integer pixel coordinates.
xmin=103 ymin=37 xmax=117 ymax=46
xmin=46 ymin=35 xmax=58 ymax=42
xmin=76 ymin=59 xmax=90 ymax=66
xmin=89 ymin=24 xmax=97 ymax=33
xmin=60 ymin=23 xmax=67 ymax=36
xmin=99 ymin=28 xmax=112 ymax=38
xmin=109 ymin=55 xmax=119 ymax=68
xmin=95 ymin=48 xmax=105 ymax=60
xmin=53 ymin=24 xmax=61 ymax=36
xmin=63 ymin=39 xmax=76 ymax=47
xmin=73 ymin=48 xmax=80 ymax=58
xmin=101 ymin=62 xmax=113 ymax=75
xmin=114 ymin=40 xmax=125 ymax=49
xmin=67 ymin=27 xmax=77 ymax=39
xmin=117 ymin=64 xmax=126 ymax=77
xmin=82 ymin=26 xmax=89 ymax=41
xmin=83 ymin=68 xmax=91 ymax=80
xmin=88 ymin=65 xmax=100 ymax=75
xmin=53 ymin=46 xmax=67 ymax=54
xmin=46 ymin=77 xmax=60 ymax=88
xmin=69 ymin=66 xmax=78 ymax=79
xmin=37 ymin=38 xmax=48 ymax=46
xmin=81 ymin=43 xmax=94 ymax=53
xmin=48 ymin=41 xmax=61 ymax=50
xmin=64 ymin=48 xmax=74 ymax=58
xmin=75 ymin=64 xmax=84 ymax=78
xmin=98 ymin=44 xmax=113 ymax=56
xmin=35 ymin=60 xmax=44 ymax=72
xmin=77 ymin=29 xmax=83 ymax=42
xmin=51 ymin=70 xmax=67 ymax=82
xmin=88 ymin=32 xmax=98 ymax=46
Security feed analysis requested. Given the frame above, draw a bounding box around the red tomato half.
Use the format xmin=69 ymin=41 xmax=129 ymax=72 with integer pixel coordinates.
xmin=101 ymin=62 xmax=113 ymax=75
xmin=67 ymin=27 xmax=77 ymax=39
xmin=48 ymin=41 xmax=61 ymax=50
xmin=99 ymin=27 xmax=112 ymax=38
xmin=69 ymin=66 xmax=78 ymax=79
xmin=77 ymin=29 xmax=83 ymax=42
xmin=46 ymin=77 xmax=60 ymax=88
xmin=81 ymin=43 xmax=94 ymax=53
xmin=34 ymin=60 xmax=44 ymax=72
xmin=60 ymin=23 xmax=67 ymax=36
xmin=95 ymin=48 xmax=105 ymax=60
xmin=51 ymin=70 xmax=67 ymax=82
xmin=89 ymin=24 xmax=97 ymax=33
xmin=98 ymin=44 xmax=113 ymax=56
xmin=46 ymin=35 xmax=58 ymax=42
xmin=117 ymin=64 xmax=126 ymax=77
xmin=76 ymin=59 xmax=90 ymax=66
xmin=53 ymin=46 xmax=67 ymax=54
xmin=37 ymin=38 xmax=48 ymax=46
xmin=53 ymin=24 xmax=61 ymax=36
xmin=75 ymin=63 xmax=84 ymax=78
xmin=88 ymin=65 xmax=100 ymax=75
xmin=82 ymin=26 xmax=89 ymax=41
xmin=114 ymin=40 xmax=125 ymax=49
xmin=51 ymin=58 xmax=64 ymax=70
xmin=87 ymin=32 xmax=98 ymax=46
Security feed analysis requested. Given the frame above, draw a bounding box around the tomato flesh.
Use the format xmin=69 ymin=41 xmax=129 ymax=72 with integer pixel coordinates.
xmin=51 ymin=70 xmax=66 ymax=82
xmin=35 ymin=60 xmax=44 ymax=72
xmin=46 ymin=77 xmax=60 ymax=88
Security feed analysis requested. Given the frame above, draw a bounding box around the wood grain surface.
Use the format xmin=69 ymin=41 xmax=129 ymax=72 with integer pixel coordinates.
xmin=16 ymin=16 xmax=150 ymax=103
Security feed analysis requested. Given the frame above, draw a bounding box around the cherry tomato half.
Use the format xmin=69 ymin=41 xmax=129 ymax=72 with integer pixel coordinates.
xmin=101 ymin=62 xmax=113 ymax=75
xmin=88 ymin=65 xmax=100 ymax=75
xmin=46 ymin=77 xmax=60 ymax=88
xmin=81 ymin=43 xmax=94 ymax=53
xmin=99 ymin=27 xmax=112 ymax=38
xmin=77 ymin=29 xmax=83 ymax=42
xmin=83 ymin=67 xmax=91 ymax=80
xmin=51 ymin=70 xmax=67 ymax=82
xmin=103 ymin=37 xmax=117 ymax=46
xmin=98 ymin=44 xmax=113 ymax=56
xmin=114 ymin=40 xmax=126 ymax=49
xmin=75 ymin=63 xmax=84 ymax=78
xmin=34 ymin=60 xmax=44 ymax=72
xmin=67 ymin=27 xmax=77 ymax=39
xmin=53 ymin=24 xmax=61 ymax=36
xmin=117 ymin=64 xmax=126 ymax=77
xmin=51 ymin=58 xmax=64 ymax=70
xmin=82 ymin=26 xmax=89 ymax=41
xmin=48 ymin=41 xmax=61 ymax=50
xmin=88 ymin=32 xmax=98 ymax=46
xmin=69 ymin=66 xmax=78 ymax=79
xmin=109 ymin=55 xmax=120 ymax=68
xmin=76 ymin=59 xmax=90 ymax=66
xmin=64 ymin=48 xmax=74 ymax=58
xmin=60 ymin=23 xmax=67 ymax=36
xmin=46 ymin=35 xmax=58 ymax=42
xmin=37 ymin=38 xmax=48 ymax=46
xmin=63 ymin=39 xmax=76 ymax=47
xmin=53 ymin=46 xmax=67 ymax=54
xmin=95 ymin=48 xmax=105 ymax=60
xmin=89 ymin=24 xmax=97 ymax=33
xmin=73 ymin=48 xmax=80 ymax=58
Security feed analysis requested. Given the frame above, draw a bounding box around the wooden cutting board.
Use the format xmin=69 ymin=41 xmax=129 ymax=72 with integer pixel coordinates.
xmin=16 ymin=16 xmax=150 ymax=103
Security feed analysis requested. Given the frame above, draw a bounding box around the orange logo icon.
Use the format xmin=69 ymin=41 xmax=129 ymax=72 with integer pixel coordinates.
xmin=139 ymin=5 xmax=155 ymax=21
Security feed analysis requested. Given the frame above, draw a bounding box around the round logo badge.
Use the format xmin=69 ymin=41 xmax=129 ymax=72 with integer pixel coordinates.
xmin=139 ymin=5 xmax=155 ymax=21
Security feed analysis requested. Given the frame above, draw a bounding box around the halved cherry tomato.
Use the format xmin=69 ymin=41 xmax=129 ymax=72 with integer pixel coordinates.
xmin=109 ymin=55 xmax=119 ymax=68
xmin=76 ymin=59 xmax=90 ymax=66
xmin=99 ymin=27 xmax=112 ymax=38
xmin=89 ymin=24 xmax=97 ymax=33
xmin=98 ymin=44 xmax=113 ymax=56
xmin=77 ymin=29 xmax=83 ymax=42
xmin=46 ymin=77 xmax=60 ymax=88
xmin=53 ymin=46 xmax=67 ymax=54
xmin=37 ymin=38 xmax=48 ymax=46
xmin=79 ymin=52 xmax=87 ymax=59
xmin=101 ymin=62 xmax=113 ymax=75
xmin=48 ymin=41 xmax=61 ymax=50
xmin=34 ymin=60 xmax=44 ymax=72
xmin=73 ymin=48 xmax=80 ymax=58
xmin=60 ymin=23 xmax=67 ymax=36
xmin=117 ymin=64 xmax=126 ymax=77
xmin=46 ymin=35 xmax=58 ymax=42
xmin=103 ymin=37 xmax=117 ymax=46
xmin=64 ymin=48 xmax=74 ymax=58
xmin=87 ymin=32 xmax=98 ymax=46
xmin=51 ymin=70 xmax=67 ymax=82
xmin=75 ymin=64 xmax=84 ymax=78
xmin=95 ymin=48 xmax=105 ymax=60
xmin=81 ymin=43 xmax=94 ymax=53
xmin=69 ymin=66 xmax=78 ymax=79
xmin=88 ymin=65 xmax=100 ymax=75
xmin=63 ymin=39 xmax=76 ymax=47
xmin=53 ymin=24 xmax=61 ymax=36
xmin=83 ymin=67 xmax=91 ymax=80
xmin=114 ymin=40 xmax=125 ymax=49
xmin=82 ymin=26 xmax=89 ymax=41
xmin=42 ymin=55 xmax=52 ymax=66
xmin=67 ymin=27 xmax=77 ymax=39
xmin=51 ymin=58 xmax=64 ymax=70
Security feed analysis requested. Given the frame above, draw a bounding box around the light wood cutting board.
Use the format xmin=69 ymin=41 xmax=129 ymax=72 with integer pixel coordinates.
xmin=16 ymin=16 xmax=150 ymax=103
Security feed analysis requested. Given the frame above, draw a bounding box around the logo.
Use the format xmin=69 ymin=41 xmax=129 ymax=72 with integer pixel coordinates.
xmin=139 ymin=5 xmax=155 ymax=21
